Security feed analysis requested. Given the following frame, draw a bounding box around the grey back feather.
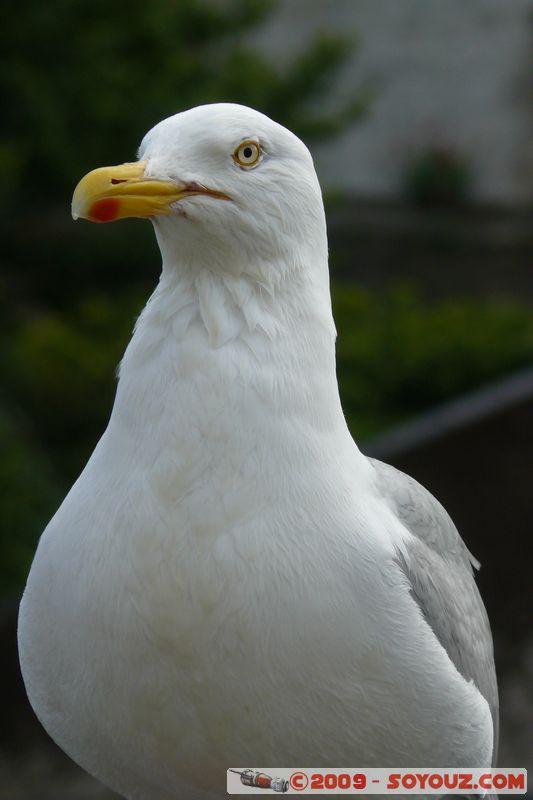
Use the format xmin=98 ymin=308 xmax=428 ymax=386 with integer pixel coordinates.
xmin=369 ymin=458 xmax=499 ymax=766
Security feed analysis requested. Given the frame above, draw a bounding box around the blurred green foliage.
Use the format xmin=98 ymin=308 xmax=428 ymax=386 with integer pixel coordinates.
xmin=334 ymin=286 xmax=533 ymax=436
xmin=0 ymin=405 xmax=62 ymax=594
xmin=1 ymin=0 xmax=363 ymax=213
xmin=405 ymin=146 xmax=471 ymax=207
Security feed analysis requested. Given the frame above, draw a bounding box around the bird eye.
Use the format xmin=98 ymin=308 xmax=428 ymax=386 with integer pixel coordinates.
xmin=233 ymin=140 xmax=262 ymax=168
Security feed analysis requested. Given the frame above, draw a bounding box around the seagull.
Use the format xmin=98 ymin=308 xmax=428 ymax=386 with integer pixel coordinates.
xmin=18 ymin=103 xmax=498 ymax=800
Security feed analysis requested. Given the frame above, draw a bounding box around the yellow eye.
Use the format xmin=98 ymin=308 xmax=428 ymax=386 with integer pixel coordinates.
xmin=233 ymin=140 xmax=262 ymax=168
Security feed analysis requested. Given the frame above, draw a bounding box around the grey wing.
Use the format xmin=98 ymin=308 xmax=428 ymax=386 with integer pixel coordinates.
xmin=369 ymin=457 xmax=499 ymax=765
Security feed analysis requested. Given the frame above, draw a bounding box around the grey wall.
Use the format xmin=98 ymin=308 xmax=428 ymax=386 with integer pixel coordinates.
xmin=252 ymin=0 xmax=533 ymax=204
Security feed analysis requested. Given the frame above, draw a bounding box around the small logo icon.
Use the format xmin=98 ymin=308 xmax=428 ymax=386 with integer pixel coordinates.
xmin=229 ymin=769 xmax=289 ymax=793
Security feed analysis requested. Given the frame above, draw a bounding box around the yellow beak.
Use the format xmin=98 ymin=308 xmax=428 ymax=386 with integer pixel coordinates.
xmin=71 ymin=160 xmax=231 ymax=223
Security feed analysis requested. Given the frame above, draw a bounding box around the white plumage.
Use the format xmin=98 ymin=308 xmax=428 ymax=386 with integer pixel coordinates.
xmin=18 ymin=104 xmax=497 ymax=800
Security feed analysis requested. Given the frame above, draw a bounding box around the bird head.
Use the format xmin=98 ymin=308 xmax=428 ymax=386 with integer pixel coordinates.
xmin=72 ymin=103 xmax=327 ymax=282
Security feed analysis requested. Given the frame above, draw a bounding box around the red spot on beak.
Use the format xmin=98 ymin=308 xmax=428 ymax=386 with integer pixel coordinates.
xmin=89 ymin=198 xmax=121 ymax=222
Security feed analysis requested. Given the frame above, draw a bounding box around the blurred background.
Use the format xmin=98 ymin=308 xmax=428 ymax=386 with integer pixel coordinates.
xmin=1 ymin=0 xmax=532 ymax=796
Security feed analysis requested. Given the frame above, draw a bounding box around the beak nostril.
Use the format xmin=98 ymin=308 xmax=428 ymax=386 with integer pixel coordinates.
xmin=110 ymin=178 xmax=128 ymax=185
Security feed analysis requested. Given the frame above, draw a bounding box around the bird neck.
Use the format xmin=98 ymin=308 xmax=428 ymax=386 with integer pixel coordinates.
xmin=112 ymin=253 xmax=362 ymax=472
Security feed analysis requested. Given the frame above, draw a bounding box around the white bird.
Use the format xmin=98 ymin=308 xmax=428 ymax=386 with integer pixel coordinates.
xmin=18 ymin=103 xmax=498 ymax=800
